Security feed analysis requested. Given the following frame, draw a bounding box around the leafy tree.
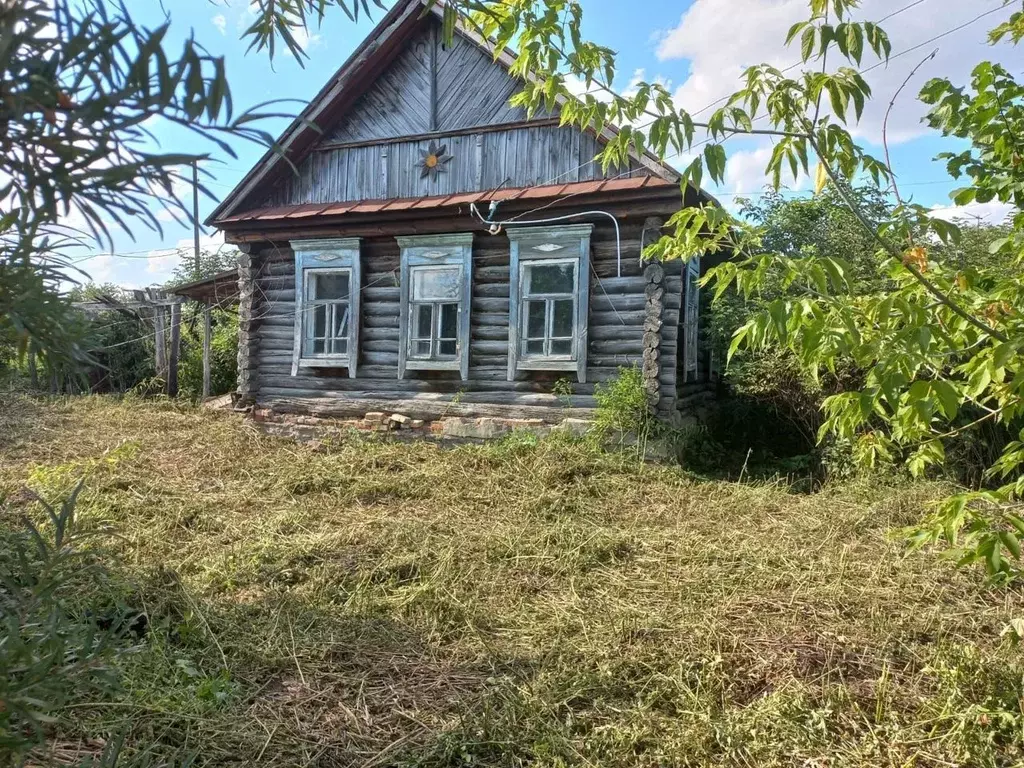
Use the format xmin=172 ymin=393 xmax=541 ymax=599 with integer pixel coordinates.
xmin=166 ymin=248 xmax=241 ymax=400
xmin=1 ymin=0 xmax=286 ymax=371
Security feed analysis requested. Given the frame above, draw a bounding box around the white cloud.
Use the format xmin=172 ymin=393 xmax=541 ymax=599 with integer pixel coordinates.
xmin=145 ymin=233 xmax=228 ymax=281
xmin=722 ymin=143 xmax=809 ymax=195
xmin=211 ymin=14 xmax=227 ymax=35
xmin=292 ymin=25 xmax=322 ymax=52
xmin=930 ymin=200 xmax=1014 ymax=226
xmin=655 ymin=0 xmax=1024 ymax=146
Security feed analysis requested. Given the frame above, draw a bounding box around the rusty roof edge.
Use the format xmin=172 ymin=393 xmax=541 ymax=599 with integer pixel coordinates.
xmin=213 ymin=177 xmax=684 ymax=227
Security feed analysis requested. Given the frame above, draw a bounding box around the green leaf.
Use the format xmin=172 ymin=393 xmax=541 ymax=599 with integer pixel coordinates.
xmin=801 ymin=27 xmax=816 ymax=62
xmin=931 ymin=380 xmax=960 ymax=420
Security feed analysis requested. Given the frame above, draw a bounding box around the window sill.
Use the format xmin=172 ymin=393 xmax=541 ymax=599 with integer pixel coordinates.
xmin=405 ymin=359 xmax=462 ymax=372
xmin=516 ymin=358 xmax=577 ymax=371
xmin=298 ymin=357 xmax=351 ymax=369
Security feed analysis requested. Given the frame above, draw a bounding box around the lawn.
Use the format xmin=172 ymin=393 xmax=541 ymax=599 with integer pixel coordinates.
xmin=2 ymin=396 xmax=1023 ymax=767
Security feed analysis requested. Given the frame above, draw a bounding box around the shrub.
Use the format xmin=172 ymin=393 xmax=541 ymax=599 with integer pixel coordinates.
xmin=0 ymin=483 xmax=121 ymax=761
xmin=592 ymin=365 xmax=656 ymax=457
xmin=177 ymin=308 xmax=238 ymax=400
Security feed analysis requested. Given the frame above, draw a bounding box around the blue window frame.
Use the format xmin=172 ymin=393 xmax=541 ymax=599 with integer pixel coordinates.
xmin=291 ymin=238 xmax=362 ymax=378
xmin=397 ymin=233 xmax=474 ymax=380
xmin=507 ymin=224 xmax=592 ymax=383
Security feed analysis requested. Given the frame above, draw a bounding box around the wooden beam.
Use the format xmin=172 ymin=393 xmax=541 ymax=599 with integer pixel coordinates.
xmin=202 ymin=306 xmax=212 ymax=400
xmin=153 ymin=307 xmax=167 ymax=379
xmin=168 ymin=302 xmax=181 ymax=397
xmin=311 ymin=117 xmax=563 ymax=152
xmin=429 ymin=20 xmax=438 ymax=132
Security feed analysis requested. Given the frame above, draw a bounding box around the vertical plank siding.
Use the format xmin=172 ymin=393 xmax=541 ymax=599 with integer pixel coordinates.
xmin=265 ymin=125 xmax=644 ymax=207
xmin=256 ymin=14 xmax=649 ymax=211
xmin=249 ymin=220 xmax=682 ymax=411
xmin=329 ymin=17 xmax=536 ymax=146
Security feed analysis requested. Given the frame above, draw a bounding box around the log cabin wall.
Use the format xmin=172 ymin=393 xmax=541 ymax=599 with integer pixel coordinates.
xmin=242 ymin=214 xmax=684 ymax=422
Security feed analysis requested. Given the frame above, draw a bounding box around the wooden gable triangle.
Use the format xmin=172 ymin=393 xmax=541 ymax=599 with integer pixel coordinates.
xmin=208 ymin=0 xmax=679 ymax=225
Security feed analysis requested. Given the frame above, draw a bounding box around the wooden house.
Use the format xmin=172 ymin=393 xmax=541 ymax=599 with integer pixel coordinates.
xmin=208 ymin=0 xmax=719 ymax=438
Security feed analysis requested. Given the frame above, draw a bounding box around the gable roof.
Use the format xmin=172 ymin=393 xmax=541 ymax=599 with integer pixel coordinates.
xmin=207 ymin=0 xmax=690 ymax=226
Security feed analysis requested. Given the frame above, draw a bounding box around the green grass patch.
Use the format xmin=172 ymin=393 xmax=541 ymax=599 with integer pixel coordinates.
xmin=2 ymin=395 xmax=1023 ymax=766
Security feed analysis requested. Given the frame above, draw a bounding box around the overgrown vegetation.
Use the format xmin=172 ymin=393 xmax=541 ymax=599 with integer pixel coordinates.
xmin=3 ymin=397 xmax=1024 ymax=766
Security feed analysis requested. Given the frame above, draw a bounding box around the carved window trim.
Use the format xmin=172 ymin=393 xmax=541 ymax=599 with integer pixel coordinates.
xmin=291 ymin=238 xmax=362 ymax=378
xmin=684 ymin=257 xmax=701 ymax=382
xmin=507 ymin=224 xmax=592 ymax=383
xmin=397 ymin=233 xmax=474 ymax=380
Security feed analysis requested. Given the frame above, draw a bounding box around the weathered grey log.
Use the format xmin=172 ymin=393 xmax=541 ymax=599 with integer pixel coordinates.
xmin=167 ymin=302 xmax=181 ymax=397
xmin=472 ymin=326 xmax=510 ymax=341
xmin=644 ymin=284 xmax=664 ymax=302
xmin=361 ymin=339 xmax=400 ymax=354
xmin=472 ymin=313 xmax=509 ymax=327
xmin=594 ymin=276 xmax=648 ymax=293
xmin=363 ymin=287 xmax=400 ymax=302
xmin=472 ymin=297 xmax=510 ymax=314
xmin=237 ymin=250 xmax=259 ymax=402
xmin=589 ymin=325 xmax=642 ymax=341
xmin=644 ymin=263 xmax=665 ymax=284
xmin=363 ymin=327 xmax=400 ymax=341
xmin=591 ymin=340 xmax=644 ymax=355
xmin=153 ymin=307 xmax=167 ymax=379
xmin=589 ymin=310 xmax=646 ymax=326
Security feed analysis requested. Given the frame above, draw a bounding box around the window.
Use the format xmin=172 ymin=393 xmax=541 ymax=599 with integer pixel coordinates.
xmin=507 ymin=224 xmax=592 ymax=383
xmin=521 ymin=260 xmax=576 ymax=357
xmin=397 ymin=233 xmax=473 ymax=379
xmin=683 ymin=257 xmax=700 ymax=382
xmin=303 ymin=270 xmax=351 ymax=357
xmin=291 ymin=238 xmax=361 ymax=377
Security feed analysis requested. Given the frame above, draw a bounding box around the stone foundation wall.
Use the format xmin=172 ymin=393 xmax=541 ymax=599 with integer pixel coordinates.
xmin=252 ymin=406 xmax=592 ymax=443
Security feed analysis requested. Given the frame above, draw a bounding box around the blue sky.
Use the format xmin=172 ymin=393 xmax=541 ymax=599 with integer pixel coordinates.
xmin=76 ymin=0 xmax=1022 ymax=288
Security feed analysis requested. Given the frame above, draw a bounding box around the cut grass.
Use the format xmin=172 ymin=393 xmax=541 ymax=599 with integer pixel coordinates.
xmin=2 ymin=395 xmax=1024 ymax=767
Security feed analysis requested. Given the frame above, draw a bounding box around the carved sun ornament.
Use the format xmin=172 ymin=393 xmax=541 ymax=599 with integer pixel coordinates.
xmin=416 ymin=141 xmax=453 ymax=180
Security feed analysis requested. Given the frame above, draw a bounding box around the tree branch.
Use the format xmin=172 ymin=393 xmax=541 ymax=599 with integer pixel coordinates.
xmin=806 ymin=134 xmax=1010 ymax=344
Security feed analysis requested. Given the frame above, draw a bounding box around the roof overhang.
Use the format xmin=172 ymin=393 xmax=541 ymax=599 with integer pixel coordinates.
xmin=169 ymin=268 xmax=241 ymax=305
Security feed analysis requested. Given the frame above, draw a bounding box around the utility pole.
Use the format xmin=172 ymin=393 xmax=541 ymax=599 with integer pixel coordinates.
xmin=192 ymin=159 xmax=201 ymax=276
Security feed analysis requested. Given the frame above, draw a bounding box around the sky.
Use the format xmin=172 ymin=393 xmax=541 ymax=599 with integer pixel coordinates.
xmin=73 ymin=0 xmax=1023 ymax=288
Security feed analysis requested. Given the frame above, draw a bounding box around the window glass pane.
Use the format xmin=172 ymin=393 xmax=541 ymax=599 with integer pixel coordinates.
xmin=334 ymin=304 xmax=350 ymax=339
xmin=439 ymin=340 xmax=457 ymax=357
xmin=412 ymin=304 xmax=433 ymax=340
xmin=439 ymin=303 xmax=458 ymax=340
xmin=412 ymin=267 xmax=461 ymax=300
xmin=312 ymin=305 xmax=326 ymax=339
xmin=413 ymin=340 xmax=431 ymax=356
xmin=332 ymin=337 xmax=349 ymax=356
xmin=525 ymin=300 xmax=546 ymax=339
xmin=552 ymin=299 xmax=574 ymax=338
xmin=524 ymin=262 xmax=574 ymax=294
xmin=311 ymin=272 xmax=349 ymax=300
xmin=550 ymin=339 xmax=572 ymax=356
xmin=525 ymin=339 xmax=544 ymax=356
xmin=313 ymin=339 xmax=325 ymax=355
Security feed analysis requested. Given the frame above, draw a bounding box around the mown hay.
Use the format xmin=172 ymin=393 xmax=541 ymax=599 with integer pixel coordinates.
xmin=1 ymin=395 xmax=1023 ymax=767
